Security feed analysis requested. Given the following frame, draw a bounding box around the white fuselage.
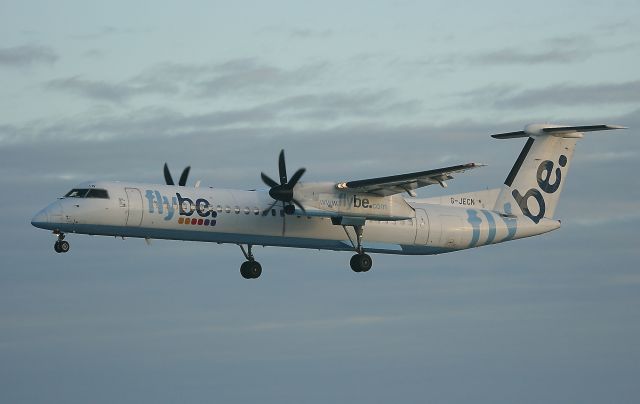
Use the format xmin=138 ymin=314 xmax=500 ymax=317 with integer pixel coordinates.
xmin=31 ymin=181 xmax=560 ymax=255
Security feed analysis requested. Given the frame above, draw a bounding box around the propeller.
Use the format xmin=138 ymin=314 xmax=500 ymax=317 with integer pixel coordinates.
xmin=164 ymin=163 xmax=191 ymax=186
xmin=261 ymin=150 xmax=306 ymax=215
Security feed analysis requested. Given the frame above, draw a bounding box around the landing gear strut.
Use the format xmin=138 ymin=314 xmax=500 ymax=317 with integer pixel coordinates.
xmin=238 ymin=244 xmax=262 ymax=279
xmin=53 ymin=232 xmax=70 ymax=253
xmin=343 ymin=224 xmax=373 ymax=273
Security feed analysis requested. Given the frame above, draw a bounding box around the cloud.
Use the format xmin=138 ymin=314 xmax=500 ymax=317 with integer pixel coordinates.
xmin=470 ymin=47 xmax=589 ymax=65
xmin=68 ymin=26 xmax=117 ymax=40
xmin=256 ymin=26 xmax=333 ymax=39
xmin=494 ymin=81 xmax=640 ymax=108
xmin=417 ymin=35 xmax=639 ymax=70
xmin=45 ymin=75 xmax=177 ymax=103
xmin=0 ymin=45 xmax=57 ymax=67
xmin=265 ymin=90 xmax=421 ymax=120
xmin=194 ymin=59 xmax=328 ymax=98
xmin=470 ymin=36 xmax=594 ymax=65
xmin=44 ymin=59 xmax=328 ymax=102
xmin=1 ymin=88 xmax=422 ymax=147
xmin=455 ymin=81 xmax=640 ymax=109
xmin=580 ymin=150 xmax=638 ymax=163
xmin=289 ymin=28 xmax=333 ymax=39
xmin=68 ymin=26 xmax=151 ymax=40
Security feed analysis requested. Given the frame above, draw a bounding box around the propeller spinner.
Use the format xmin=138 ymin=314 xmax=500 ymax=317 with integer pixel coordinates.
xmin=261 ymin=150 xmax=306 ymax=215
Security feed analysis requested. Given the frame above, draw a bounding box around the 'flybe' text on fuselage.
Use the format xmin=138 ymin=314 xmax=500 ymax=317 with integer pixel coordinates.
xmin=144 ymin=190 xmax=217 ymax=221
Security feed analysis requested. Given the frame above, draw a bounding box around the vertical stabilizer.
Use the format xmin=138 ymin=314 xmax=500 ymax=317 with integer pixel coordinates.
xmin=492 ymin=123 xmax=626 ymax=222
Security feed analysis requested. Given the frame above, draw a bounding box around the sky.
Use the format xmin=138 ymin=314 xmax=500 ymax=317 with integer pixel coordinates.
xmin=1 ymin=0 xmax=640 ymax=403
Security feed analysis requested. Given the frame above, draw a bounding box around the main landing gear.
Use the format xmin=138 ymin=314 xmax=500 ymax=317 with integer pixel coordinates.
xmin=53 ymin=232 xmax=70 ymax=253
xmin=238 ymin=244 xmax=262 ymax=279
xmin=350 ymin=252 xmax=372 ymax=273
xmin=344 ymin=224 xmax=373 ymax=273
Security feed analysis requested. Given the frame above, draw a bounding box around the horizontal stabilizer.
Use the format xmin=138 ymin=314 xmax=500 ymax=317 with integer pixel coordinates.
xmin=492 ymin=124 xmax=627 ymax=139
xmin=542 ymin=124 xmax=627 ymax=133
xmin=491 ymin=131 xmax=528 ymax=139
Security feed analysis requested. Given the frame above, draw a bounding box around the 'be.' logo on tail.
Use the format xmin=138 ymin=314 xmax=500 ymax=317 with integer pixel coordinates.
xmin=512 ymin=154 xmax=567 ymax=223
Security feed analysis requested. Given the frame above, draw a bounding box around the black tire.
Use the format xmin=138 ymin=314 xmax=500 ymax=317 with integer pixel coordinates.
xmin=58 ymin=240 xmax=70 ymax=253
xmin=240 ymin=261 xmax=252 ymax=279
xmin=350 ymin=255 xmax=362 ymax=272
xmin=350 ymin=254 xmax=372 ymax=273
xmin=54 ymin=241 xmax=62 ymax=253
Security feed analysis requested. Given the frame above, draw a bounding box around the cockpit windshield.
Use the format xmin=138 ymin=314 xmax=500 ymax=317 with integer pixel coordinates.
xmin=65 ymin=189 xmax=89 ymax=198
xmin=64 ymin=188 xmax=109 ymax=199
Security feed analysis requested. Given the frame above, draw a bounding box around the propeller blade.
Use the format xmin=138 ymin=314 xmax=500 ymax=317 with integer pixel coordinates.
xmin=178 ymin=166 xmax=191 ymax=186
xmin=262 ymin=199 xmax=279 ymax=216
xmin=278 ymin=149 xmax=287 ymax=185
xmin=261 ymin=172 xmax=279 ymax=188
xmin=288 ymin=168 xmax=306 ymax=188
xmin=163 ymin=163 xmax=174 ymax=185
xmin=292 ymin=198 xmax=306 ymax=214
xmin=281 ymin=201 xmax=286 ymax=235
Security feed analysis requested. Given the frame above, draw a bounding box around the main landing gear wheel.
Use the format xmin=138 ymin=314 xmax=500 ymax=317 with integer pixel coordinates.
xmin=240 ymin=261 xmax=262 ymax=279
xmin=350 ymin=253 xmax=372 ymax=273
xmin=343 ymin=224 xmax=372 ymax=273
xmin=238 ymin=244 xmax=262 ymax=279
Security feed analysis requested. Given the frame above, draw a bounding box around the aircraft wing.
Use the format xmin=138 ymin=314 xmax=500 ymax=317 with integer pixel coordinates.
xmin=336 ymin=163 xmax=484 ymax=196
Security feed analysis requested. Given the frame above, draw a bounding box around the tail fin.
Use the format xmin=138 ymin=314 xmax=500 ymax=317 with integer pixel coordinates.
xmin=493 ymin=123 xmax=626 ymax=223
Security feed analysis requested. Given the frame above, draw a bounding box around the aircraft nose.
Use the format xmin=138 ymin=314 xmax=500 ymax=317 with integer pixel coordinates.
xmin=31 ymin=201 xmax=63 ymax=230
xmin=31 ymin=208 xmax=50 ymax=228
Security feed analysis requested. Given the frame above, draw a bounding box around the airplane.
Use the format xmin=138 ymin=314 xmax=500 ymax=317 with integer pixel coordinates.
xmin=31 ymin=123 xmax=626 ymax=279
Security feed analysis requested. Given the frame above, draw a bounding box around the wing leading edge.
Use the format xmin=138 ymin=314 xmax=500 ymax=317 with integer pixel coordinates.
xmin=336 ymin=162 xmax=484 ymax=196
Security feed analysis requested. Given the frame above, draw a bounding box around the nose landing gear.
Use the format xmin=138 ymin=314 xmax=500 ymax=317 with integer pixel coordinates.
xmin=53 ymin=233 xmax=70 ymax=253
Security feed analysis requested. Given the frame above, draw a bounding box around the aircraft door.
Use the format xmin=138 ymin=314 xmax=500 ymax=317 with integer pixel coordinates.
xmin=125 ymin=188 xmax=143 ymax=226
xmin=414 ymin=208 xmax=429 ymax=245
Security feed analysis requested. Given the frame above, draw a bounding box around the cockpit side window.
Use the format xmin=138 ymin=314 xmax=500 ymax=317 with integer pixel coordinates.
xmin=87 ymin=189 xmax=109 ymax=199
xmin=64 ymin=189 xmax=90 ymax=198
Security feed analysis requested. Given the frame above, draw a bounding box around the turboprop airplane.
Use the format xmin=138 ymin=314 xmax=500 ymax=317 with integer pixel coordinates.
xmin=31 ymin=123 xmax=625 ymax=279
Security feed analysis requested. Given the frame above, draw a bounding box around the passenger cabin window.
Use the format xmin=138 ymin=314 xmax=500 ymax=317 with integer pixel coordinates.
xmin=87 ymin=189 xmax=109 ymax=199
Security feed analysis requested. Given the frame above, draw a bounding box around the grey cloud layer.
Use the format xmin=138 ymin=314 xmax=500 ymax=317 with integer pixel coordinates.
xmin=495 ymin=81 xmax=640 ymax=108
xmin=420 ymin=35 xmax=638 ymax=69
xmin=457 ymin=80 xmax=640 ymax=109
xmin=45 ymin=76 xmax=177 ymax=103
xmin=0 ymin=45 xmax=57 ymax=67
xmin=0 ymin=89 xmax=421 ymax=145
xmin=45 ymin=59 xmax=328 ymax=103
